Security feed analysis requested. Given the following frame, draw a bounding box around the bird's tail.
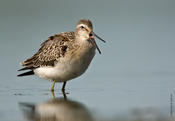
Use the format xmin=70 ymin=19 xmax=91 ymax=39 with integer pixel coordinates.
xmin=17 ymin=70 xmax=34 ymax=77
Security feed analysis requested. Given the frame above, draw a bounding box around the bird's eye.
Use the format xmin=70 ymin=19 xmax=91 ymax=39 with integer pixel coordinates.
xmin=89 ymin=33 xmax=93 ymax=37
xmin=80 ymin=26 xmax=85 ymax=29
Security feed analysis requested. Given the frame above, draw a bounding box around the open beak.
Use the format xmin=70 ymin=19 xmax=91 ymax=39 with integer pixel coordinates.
xmin=91 ymin=32 xmax=106 ymax=43
xmin=89 ymin=32 xmax=106 ymax=54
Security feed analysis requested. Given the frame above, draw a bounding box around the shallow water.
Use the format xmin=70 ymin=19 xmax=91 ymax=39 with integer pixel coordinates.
xmin=0 ymin=71 xmax=174 ymax=121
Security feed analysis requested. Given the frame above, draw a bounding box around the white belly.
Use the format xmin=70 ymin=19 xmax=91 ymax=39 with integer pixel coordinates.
xmin=34 ymin=47 xmax=95 ymax=82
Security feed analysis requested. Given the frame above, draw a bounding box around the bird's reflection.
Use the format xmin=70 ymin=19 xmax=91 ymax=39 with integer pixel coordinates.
xmin=19 ymin=91 xmax=94 ymax=121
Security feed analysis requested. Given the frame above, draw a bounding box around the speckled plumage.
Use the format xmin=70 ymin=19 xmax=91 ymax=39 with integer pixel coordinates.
xmin=18 ymin=19 xmax=105 ymax=91
xmin=21 ymin=32 xmax=77 ymax=68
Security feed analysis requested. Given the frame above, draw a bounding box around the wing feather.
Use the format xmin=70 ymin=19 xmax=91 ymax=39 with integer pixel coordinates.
xmin=21 ymin=32 xmax=75 ymax=69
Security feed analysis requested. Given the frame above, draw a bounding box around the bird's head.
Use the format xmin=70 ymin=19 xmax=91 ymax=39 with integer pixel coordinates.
xmin=76 ymin=19 xmax=106 ymax=54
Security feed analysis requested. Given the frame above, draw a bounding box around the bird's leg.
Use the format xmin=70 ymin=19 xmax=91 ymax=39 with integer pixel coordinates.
xmin=62 ymin=82 xmax=67 ymax=91
xmin=51 ymin=90 xmax=56 ymax=100
xmin=51 ymin=80 xmax=55 ymax=91
xmin=62 ymin=90 xmax=67 ymax=100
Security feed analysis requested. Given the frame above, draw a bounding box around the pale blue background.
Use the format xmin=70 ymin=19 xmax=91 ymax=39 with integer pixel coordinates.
xmin=0 ymin=0 xmax=175 ymax=121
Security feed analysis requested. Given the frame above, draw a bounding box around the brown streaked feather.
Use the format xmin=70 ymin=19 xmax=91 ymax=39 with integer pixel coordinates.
xmin=21 ymin=31 xmax=75 ymax=68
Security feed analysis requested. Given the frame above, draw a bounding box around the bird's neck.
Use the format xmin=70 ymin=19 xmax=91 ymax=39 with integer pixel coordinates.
xmin=75 ymin=33 xmax=90 ymax=46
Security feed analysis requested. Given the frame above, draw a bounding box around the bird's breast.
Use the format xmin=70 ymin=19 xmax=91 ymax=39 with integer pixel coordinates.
xmin=57 ymin=45 xmax=96 ymax=80
xmin=67 ymin=45 xmax=95 ymax=73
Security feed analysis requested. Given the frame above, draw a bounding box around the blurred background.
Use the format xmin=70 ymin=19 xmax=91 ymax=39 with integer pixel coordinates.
xmin=0 ymin=0 xmax=175 ymax=121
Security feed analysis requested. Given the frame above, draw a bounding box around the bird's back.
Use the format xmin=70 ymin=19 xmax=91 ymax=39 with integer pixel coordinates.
xmin=20 ymin=31 xmax=76 ymax=69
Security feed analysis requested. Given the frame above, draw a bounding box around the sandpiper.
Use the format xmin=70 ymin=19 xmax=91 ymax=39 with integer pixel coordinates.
xmin=18 ymin=19 xmax=105 ymax=91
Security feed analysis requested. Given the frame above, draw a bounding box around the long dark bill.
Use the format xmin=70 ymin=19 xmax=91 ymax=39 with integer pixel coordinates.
xmin=90 ymin=38 xmax=101 ymax=54
xmin=92 ymin=32 xmax=106 ymax=43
